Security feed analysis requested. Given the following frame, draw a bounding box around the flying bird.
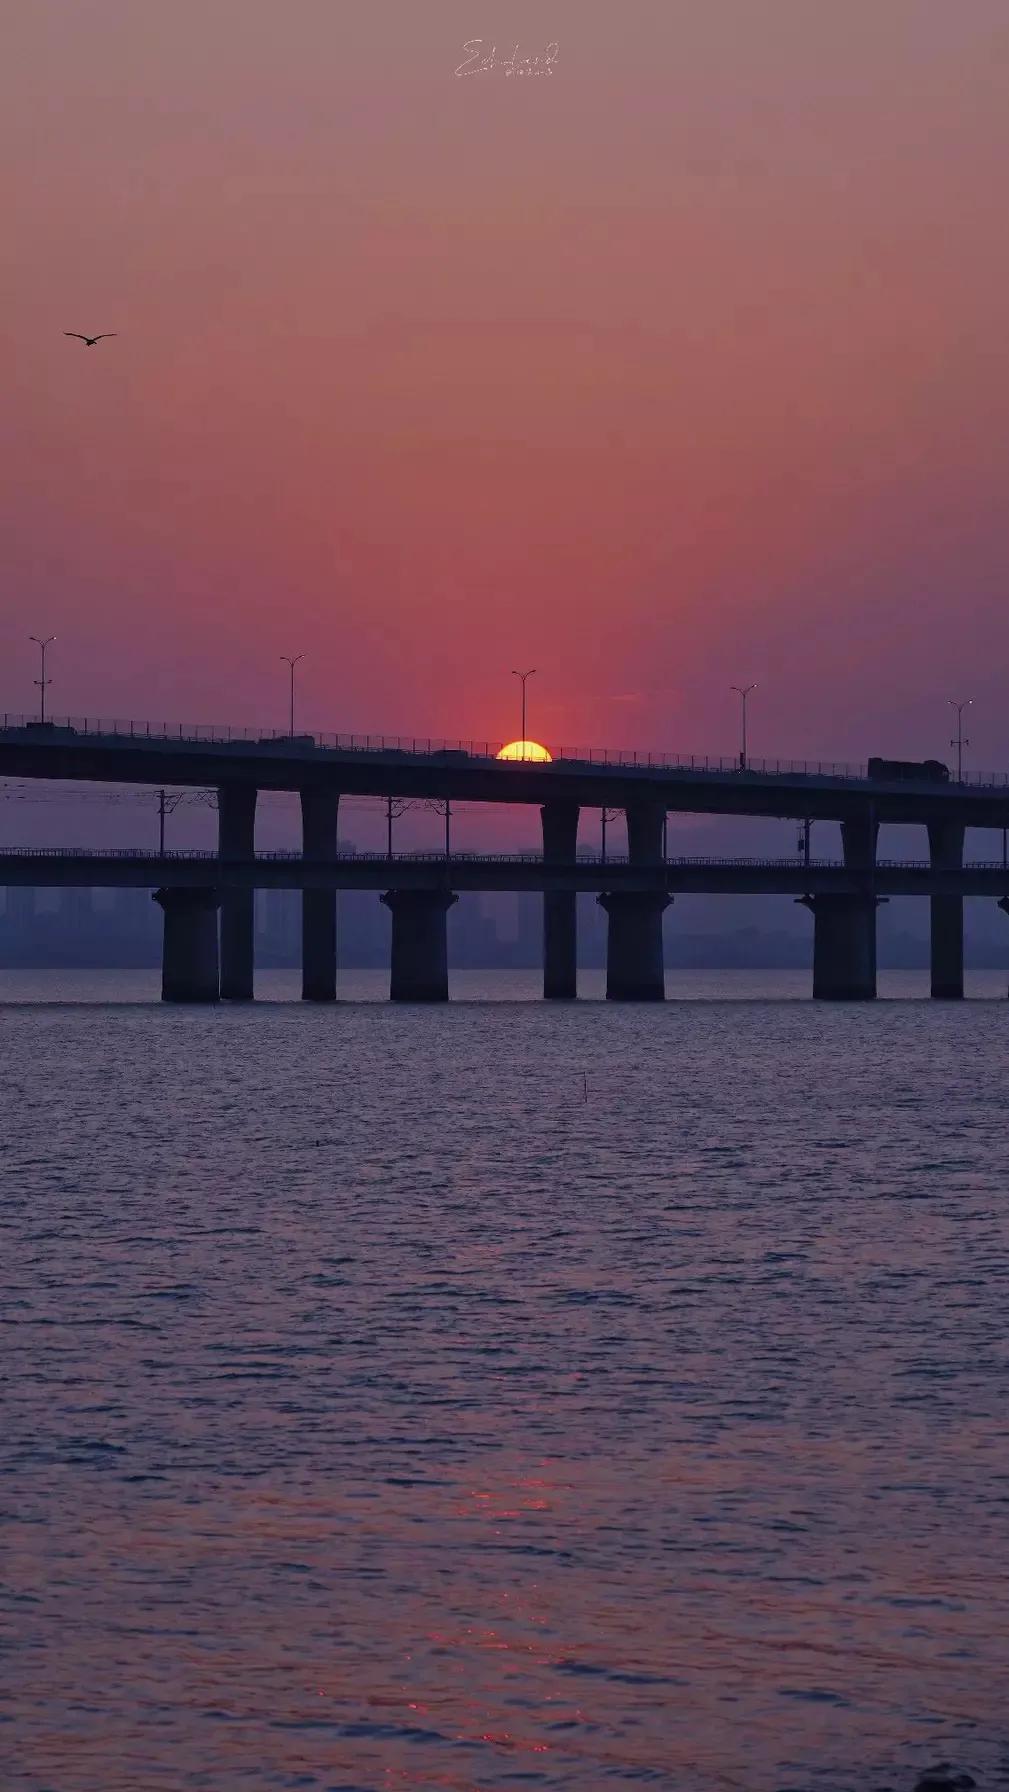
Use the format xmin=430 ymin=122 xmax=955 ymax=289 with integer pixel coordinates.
xmin=64 ymin=332 xmax=117 ymax=347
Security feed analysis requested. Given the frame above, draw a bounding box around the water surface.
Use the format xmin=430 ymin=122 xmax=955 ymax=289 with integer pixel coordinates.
xmin=4 ymin=972 xmax=1008 ymax=1790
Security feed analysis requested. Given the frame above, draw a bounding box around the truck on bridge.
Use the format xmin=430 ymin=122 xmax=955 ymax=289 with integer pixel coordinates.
xmin=867 ymin=756 xmax=950 ymax=784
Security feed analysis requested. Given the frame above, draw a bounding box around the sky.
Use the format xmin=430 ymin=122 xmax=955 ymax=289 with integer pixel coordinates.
xmin=2 ymin=0 xmax=1009 ymax=784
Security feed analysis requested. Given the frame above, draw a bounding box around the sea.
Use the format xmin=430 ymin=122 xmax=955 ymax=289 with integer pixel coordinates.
xmin=4 ymin=969 xmax=1008 ymax=1792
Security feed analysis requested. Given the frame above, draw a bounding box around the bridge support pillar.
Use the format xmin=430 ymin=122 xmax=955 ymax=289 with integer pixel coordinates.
xmin=301 ymin=789 xmax=339 ymax=1001
xmin=598 ymin=892 xmax=670 ymax=1001
xmin=997 ymin=897 xmax=1009 ymax=997
xmin=840 ymin=814 xmax=879 ymax=870
xmin=541 ymin=801 xmax=579 ymax=999
xmin=218 ymin=785 xmax=257 ymax=1000
xmin=626 ymin=800 xmax=666 ymax=867
xmin=381 ymin=890 xmax=457 ymax=1001
xmin=798 ymin=894 xmax=884 ymax=1000
xmin=928 ymin=822 xmax=965 ymax=999
xmin=153 ymin=887 xmax=220 ymax=1003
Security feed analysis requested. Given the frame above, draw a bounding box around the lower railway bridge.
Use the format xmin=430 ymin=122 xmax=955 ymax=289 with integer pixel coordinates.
xmin=3 ymin=846 xmax=1009 ymax=1003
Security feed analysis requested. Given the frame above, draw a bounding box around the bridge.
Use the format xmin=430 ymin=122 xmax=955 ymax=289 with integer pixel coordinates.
xmin=4 ymin=714 xmax=1009 ymax=1001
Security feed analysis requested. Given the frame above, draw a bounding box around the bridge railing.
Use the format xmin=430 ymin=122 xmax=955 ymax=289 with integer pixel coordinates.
xmin=0 ymin=848 xmax=1007 ymax=871
xmin=4 ymin=713 xmax=1009 ymax=790
xmin=0 ymin=711 xmax=855 ymax=773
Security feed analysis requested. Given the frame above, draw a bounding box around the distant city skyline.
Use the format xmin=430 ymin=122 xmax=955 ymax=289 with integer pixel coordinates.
xmin=7 ymin=882 xmax=1009 ymax=972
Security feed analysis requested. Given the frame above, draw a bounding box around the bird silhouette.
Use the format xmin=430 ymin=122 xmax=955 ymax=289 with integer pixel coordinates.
xmin=64 ymin=332 xmax=117 ymax=347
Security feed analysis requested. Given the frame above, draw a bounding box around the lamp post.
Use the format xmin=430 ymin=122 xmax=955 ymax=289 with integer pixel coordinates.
xmin=30 ymin=635 xmax=55 ymax=724
xmin=731 ymin=682 xmax=757 ymax=771
xmin=281 ymin=654 xmax=304 ymax=737
xmin=948 ymin=698 xmax=972 ymax=782
xmin=511 ymin=668 xmax=536 ymax=758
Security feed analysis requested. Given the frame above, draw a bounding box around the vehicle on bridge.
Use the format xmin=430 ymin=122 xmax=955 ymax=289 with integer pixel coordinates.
xmin=867 ymin=756 xmax=950 ymax=783
xmin=18 ymin=721 xmax=79 ymax=741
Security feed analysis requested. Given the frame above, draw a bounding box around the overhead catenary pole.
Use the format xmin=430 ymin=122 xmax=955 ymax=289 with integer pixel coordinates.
xmin=600 ymin=806 xmax=618 ymax=863
xmin=512 ymin=668 xmax=536 ymax=758
xmin=731 ymin=682 xmax=757 ymax=771
xmin=30 ymin=635 xmax=55 ymax=725
xmin=948 ymin=697 xmax=972 ymax=782
xmin=156 ymin=786 xmax=185 ymax=853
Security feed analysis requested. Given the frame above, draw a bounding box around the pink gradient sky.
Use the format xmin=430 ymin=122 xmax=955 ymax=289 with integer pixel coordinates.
xmin=2 ymin=0 xmax=1009 ymax=770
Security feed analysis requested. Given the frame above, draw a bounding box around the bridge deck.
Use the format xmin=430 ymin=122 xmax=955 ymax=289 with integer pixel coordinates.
xmin=3 ymin=719 xmax=1009 ymax=824
xmin=2 ymin=851 xmax=1008 ymax=897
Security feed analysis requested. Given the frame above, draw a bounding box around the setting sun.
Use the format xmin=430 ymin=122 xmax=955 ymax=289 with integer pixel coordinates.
xmin=496 ymin=740 xmax=553 ymax=763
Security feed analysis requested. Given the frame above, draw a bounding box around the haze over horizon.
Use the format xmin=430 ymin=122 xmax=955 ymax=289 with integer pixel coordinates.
xmin=3 ymin=1 xmax=1008 ymax=768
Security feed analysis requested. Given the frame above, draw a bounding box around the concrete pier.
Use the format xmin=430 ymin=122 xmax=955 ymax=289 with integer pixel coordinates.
xmin=541 ymin=801 xmax=579 ymax=999
xmin=626 ymin=800 xmax=666 ymax=866
xmin=798 ymin=893 xmax=883 ymax=999
xmin=928 ymin=821 xmax=965 ymax=999
xmin=381 ymin=889 xmax=457 ymax=1001
xmin=598 ymin=891 xmax=670 ymax=1000
xmin=153 ymin=887 xmax=220 ymax=1002
xmin=597 ymin=801 xmax=670 ymax=999
xmin=218 ymin=785 xmax=257 ymax=1000
xmin=840 ymin=813 xmax=878 ymax=869
xmin=300 ymin=789 xmax=339 ymax=1001
xmin=997 ymin=896 xmax=1009 ymax=997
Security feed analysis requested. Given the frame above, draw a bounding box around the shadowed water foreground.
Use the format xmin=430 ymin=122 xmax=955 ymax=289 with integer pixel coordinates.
xmin=3 ymin=972 xmax=1008 ymax=1790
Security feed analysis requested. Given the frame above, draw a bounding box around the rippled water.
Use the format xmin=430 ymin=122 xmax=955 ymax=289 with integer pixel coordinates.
xmin=4 ymin=972 xmax=1009 ymax=1791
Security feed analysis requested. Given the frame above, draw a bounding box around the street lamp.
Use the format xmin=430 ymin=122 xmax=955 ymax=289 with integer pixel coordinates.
xmin=30 ymin=635 xmax=55 ymax=725
xmin=948 ymin=698 xmax=972 ymax=782
xmin=730 ymin=683 xmax=757 ymax=771
xmin=281 ymin=654 xmax=304 ymax=737
xmin=511 ymin=668 xmax=536 ymax=758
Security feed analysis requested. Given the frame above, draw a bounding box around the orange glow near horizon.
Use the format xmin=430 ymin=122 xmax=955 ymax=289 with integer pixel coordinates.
xmin=496 ymin=741 xmax=553 ymax=763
